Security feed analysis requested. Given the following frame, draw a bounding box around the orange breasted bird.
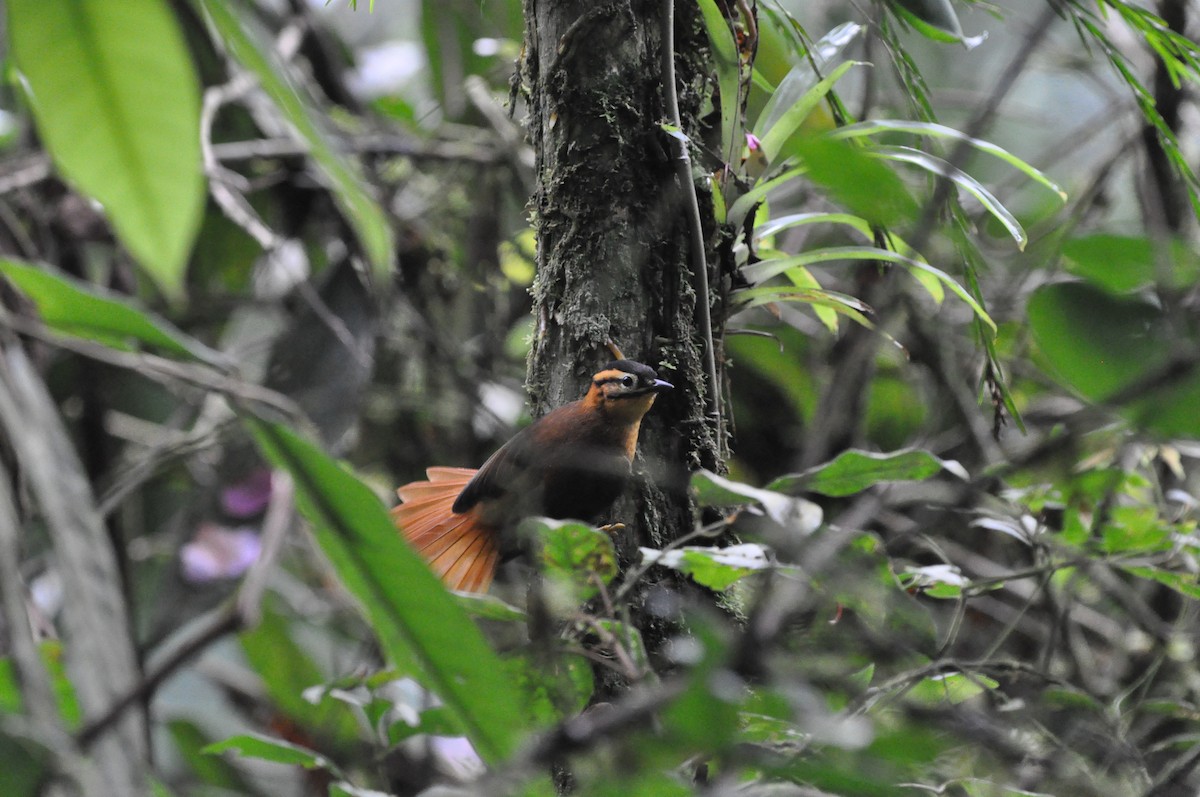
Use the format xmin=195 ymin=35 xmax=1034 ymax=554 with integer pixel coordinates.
xmin=392 ymin=359 xmax=673 ymax=593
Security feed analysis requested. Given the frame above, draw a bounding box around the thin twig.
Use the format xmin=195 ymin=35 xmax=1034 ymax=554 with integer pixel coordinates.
xmin=201 ymin=76 xmax=283 ymax=252
xmin=77 ymin=607 xmax=244 ymax=749
xmin=0 ymin=310 xmax=303 ymax=421
xmin=0 ymin=154 xmax=52 ymax=196
xmin=235 ymin=470 xmax=295 ymax=626
xmin=212 ymin=134 xmax=502 ymax=165
xmin=294 ymin=278 xmax=374 ymax=370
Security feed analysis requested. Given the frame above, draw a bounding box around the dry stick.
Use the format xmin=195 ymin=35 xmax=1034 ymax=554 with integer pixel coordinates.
xmin=0 ymin=457 xmax=63 ymax=737
xmin=660 ymin=0 xmax=724 ymax=455
xmin=201 ymin=77 xmax=282 ymax=252
xmin=212 ymin=134 xmax=502 ymax=165
xmin=77 ymin=607 xmax=242 ymax=749
xmin=0 ymin=310 xmax=303 ymax=421
xmin=0 ymin=154 xmax=52 ymax=195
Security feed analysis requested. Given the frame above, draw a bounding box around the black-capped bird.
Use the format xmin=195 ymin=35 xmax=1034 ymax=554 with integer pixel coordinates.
xmin=391 ymin=359 xmax=672 ymax=592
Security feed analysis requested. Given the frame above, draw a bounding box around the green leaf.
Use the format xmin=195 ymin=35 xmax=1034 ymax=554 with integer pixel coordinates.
xmin=769 ymin=449 xmax=967 ymax=497
xmin=1026 ymin=282 xmax=1200 ymax=434
xmin=244 ymin=420 xmax=524 ymax=763
xmin=786 ymin=264 xmax=840 ymax=332
xmin=202 ymin=733 xmax=342 ymax=775
xmin=453 ymin=592 xmax=527 ymax=622
xmin=1061 ymin=234 xmax=1198 ymax=293
xmin=1122 ymin=566 xmax=1200 ymax=600
xmin=691 ymin=470 xmax=823 ymax=532
xmin=531 ymin=518 xmax=618 ymax=598
xmin=744 ymin=246 xmax=995 ymax=331
xmin=871 ymin=145 xmax=1027 ymax=250
xmin=503 ymin=654 xmax=594 ymax=726
xmin=1100 ymin=507 xmax=1172 ymax=554
xmin=907 ymin=672 xmax=998 ymax=705
xmin=759 ymin=60 xmax=859 ymax=164
xmin=639 ymin=543 xmax=772 ymax=590
xmin=755 ymin=23 xmax=861 ymax=138
xmin=663 ymin=665 xmax=740 ymax=752
xmin=734 ymin=284 xmax=873 ymax=328
xmin=829 ymin=119 xmax=1067 ymax=201
xmin=239 ymin=604 xmax=359 ymax=743
xmin=1062 ymin=235 xmax=1156 ymax=293
xmin=8 ymin=0 xmax=203 ymax=302
xmin=0 ymin=730 xmax=53 ymax=797
xmin=892 ymin=0 xmax=963 ymax=37
xmin=167 ymin=721 xmax=262 ymax=795
xmin=0 ymin=259 xmax=227 ymax=367
xmin=794 ymin=137 xmax=920 ymax=227
xmin=727 ymin=165 xmax=809 ymax=229
xmin=890 ymin=0 xmax=987 ymax=47
xmin=754 ymin=211 xmax=875 ymax=242
xmin=196 ymin=0 xmax=394 ymax=281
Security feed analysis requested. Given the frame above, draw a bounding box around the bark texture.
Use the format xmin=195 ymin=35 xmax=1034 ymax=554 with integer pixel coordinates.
xmin=521 ymin=0 xmax=720 ymax=563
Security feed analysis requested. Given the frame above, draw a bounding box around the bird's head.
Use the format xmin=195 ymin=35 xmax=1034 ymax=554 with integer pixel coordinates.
xmin=586 ymin=359 xmax=673 ymax=422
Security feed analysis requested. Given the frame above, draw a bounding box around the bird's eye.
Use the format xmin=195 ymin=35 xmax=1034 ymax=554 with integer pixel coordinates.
xmin=620 ymin=375 xmax=636 ymax=387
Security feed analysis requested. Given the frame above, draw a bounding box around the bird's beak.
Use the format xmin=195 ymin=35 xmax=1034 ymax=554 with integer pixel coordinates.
xmin=652 ymin=378 xmax=673 ymax=392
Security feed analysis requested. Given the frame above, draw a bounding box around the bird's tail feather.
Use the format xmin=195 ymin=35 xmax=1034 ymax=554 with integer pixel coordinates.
xmin=391 ymin=467 xmax=498 ymax=593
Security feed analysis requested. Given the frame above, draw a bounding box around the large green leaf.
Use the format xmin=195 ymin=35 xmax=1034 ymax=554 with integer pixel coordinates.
xmin=0 ymin=731 xmax=52 ymax=797
xmin=8 ymin=0 xmax=204 ymax=302
xmin=794 ymin=137 xmax=920 ymax=227
xmin=1028 ymin=282 xmax=1166 ymax=401
xmin=691 ymin=470 xmax=823 ymax=532
xmin=0 ymin=259 xmax=226 ymax=367
xmin=244 ymin=420 xmax=524 ymax=763
xmin=1061 ymin=234 xmax=1198 ymax=293
xmin=769 ymin=449 xmax=967 ymax=497
xmin=197 ymin=0 xmax=394 ymax=281
xmin=1028 ymin=281 xmax=1200 ymax=437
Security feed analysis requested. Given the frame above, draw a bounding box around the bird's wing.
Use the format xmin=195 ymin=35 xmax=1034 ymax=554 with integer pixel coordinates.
xmin=450 ymin=424 xmax=537 ymax=513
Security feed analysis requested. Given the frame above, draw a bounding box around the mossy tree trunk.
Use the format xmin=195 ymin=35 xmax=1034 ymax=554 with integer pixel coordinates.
xmin=520 ymin=0 xmax=722 ymax=581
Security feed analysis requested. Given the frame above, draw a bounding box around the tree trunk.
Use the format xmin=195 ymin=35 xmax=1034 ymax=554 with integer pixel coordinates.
xmin=520 ymin=0 xmax=722 ymax=617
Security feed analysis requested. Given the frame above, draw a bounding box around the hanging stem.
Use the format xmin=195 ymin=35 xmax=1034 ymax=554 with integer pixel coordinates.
xmin=660 ymin=0 xmax=724 ymax=455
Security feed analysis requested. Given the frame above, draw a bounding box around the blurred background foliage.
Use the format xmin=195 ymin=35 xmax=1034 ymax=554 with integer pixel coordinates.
xmin=0 ymin=0 xmax=1199 ymax=795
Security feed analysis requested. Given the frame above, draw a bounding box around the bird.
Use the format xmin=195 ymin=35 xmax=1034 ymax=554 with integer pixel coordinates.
xmin=391 ymin=359 xmax=673 ymax=594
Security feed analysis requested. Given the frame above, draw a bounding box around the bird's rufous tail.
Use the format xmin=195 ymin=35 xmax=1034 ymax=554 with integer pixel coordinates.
xmin=391 ymin=467 xmax=499 ymax=593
